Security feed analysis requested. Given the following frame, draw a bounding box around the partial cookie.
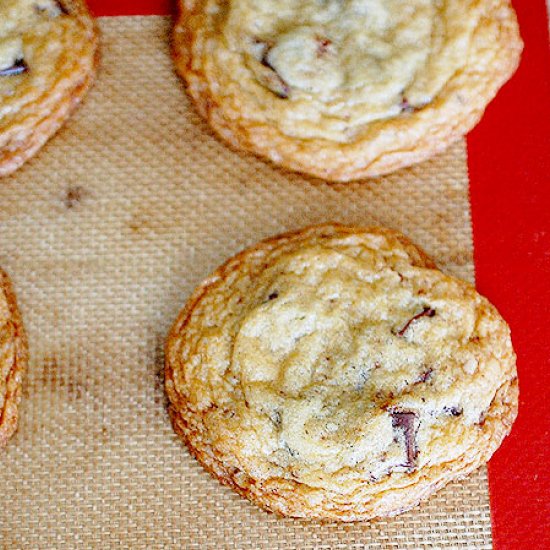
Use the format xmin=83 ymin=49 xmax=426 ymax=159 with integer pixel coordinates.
xmin=0 ymin=268 xmax=27 ymax=448
xmin=174 ymin=0 xmax=522 ymax=181
xmin=166 ymin=223 xmax=518 ymax=521
xmin=0 ymin=0 xmax=99 ymax=177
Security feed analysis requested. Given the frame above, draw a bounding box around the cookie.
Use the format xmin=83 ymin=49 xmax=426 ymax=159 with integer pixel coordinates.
xmin=165 ymin=224 xmax=518 ymax=520
xmin=173 ymin=0 xmax=522 ymax=181
xmin=0 ymin=268 xmax=27 ymax=448
xmin=0 ymin=0 xmax=99 ymax=177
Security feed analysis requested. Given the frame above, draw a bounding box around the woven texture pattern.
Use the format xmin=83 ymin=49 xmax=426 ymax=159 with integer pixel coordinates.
xmin=0 ymin=16 xmax=491 ymax=548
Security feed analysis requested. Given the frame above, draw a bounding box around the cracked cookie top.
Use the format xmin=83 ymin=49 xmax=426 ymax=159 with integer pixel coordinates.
xmin=0 ymin=0 xmax=97 ymax=175
xmin=230 ymin=0 xmax=470 ymax=140
xmin=175 ymin=0 xmax=522 ymax=180
xmin=166 ymin=224 xmax=518 ymax=519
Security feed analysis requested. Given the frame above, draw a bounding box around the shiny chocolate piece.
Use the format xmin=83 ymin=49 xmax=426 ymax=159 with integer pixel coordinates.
xmin=0 ymin=59 xmax=28 ymax=77
xmin=443 ymin=406 xmax=463 ymax=417
xmin=391 ymin=410 xmax=419 ymax=471
xmin=259 ymin=53 xmax=290 ymax=99
xmin=397 ymin=307 xmax=436 ymax=337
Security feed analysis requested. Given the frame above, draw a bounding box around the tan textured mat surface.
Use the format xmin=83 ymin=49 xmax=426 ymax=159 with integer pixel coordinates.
xmin=0 ymin=16 xmax=491 ymax=549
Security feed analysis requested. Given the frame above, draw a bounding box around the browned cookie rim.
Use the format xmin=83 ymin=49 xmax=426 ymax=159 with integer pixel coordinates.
xmin=165 ymin=223 xmax=518 ymax=520
xmin=173 ymin=0 xmax=523 ymax=181
xmin=0 ymin=0 xmax=100 ymax=177
xmin=0 ymin=268 xmax=28 ymax=448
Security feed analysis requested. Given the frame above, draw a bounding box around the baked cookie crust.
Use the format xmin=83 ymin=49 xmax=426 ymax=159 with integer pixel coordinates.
xmin=166 ymin=224 xmax=518 ymax=520
xmin=0 ymin=268 xmax=28 ymax=448
xmin=0 ymin=0 xmax=99 ymax=177
xmin=174 ymin=0 xmax=522 ymax=181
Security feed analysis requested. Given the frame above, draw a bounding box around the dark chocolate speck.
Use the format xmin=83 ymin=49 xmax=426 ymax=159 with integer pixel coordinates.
xmin=416 ymin=367 xmax=434 ymax=384
xmin=0 ymin=59 xmax=28 ymax=77
xmin=391 ymin=410 xmax=419 ymax=471
xmin=397 ymin=307 xmax=436 ymax=337
xmin=443 ymin=406 xmax=463 ymax=417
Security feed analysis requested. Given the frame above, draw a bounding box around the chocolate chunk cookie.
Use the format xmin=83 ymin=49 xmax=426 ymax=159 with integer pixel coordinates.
xmin=0 ymin=269 xmax=27 ymax=448
xmin=0 ymin=0 xmax=98 ymax=176
xmin=165 ymin=224 xmax=518 ymax=520
xmin=174 ymin=0 xmax=522 ymax=181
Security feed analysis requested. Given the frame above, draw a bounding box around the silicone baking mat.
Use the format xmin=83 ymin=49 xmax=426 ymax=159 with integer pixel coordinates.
xmin=1 ymin=1 xmax=549 ymax=548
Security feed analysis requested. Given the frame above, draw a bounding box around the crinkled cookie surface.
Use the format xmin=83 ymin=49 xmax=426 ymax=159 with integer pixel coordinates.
xmin=166 ymin=224 xmax=518 ymax=520
xmin=0 ymin=269 xmax=27 ymax=448
xmin=174 ymin=0 xmax=522 ymax=180
xmin=0 ymin=0 xmax=98 ymax=176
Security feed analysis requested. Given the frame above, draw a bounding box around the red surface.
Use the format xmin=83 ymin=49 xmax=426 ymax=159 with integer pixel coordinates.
xmin=87 ymin=0 xmax=172 ymax=16
xmin=468 ymin=1 xmax=550 ymax=547
xmin=88 ymin=0 xmax=550 ymax=547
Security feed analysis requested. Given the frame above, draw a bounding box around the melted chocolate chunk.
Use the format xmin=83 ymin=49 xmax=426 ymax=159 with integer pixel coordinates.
xmin=400 ymin=97 xmax=415 ymax=113
xmin=416 ymin=367 xmax=434 ymax=384
xmin=400 ymin=96 xmax=431 ymax=113
xmin=259 ymin=54 xmax=290 ymax=99
xmin=270 ymin=410 xmax=282 ymax=428
xmin=268 ymin=291 xmax=279 ymax=301
xmin=443 ymin=406 xmax=463 ymax=417
xmin=36 ymin=0 xmax=69 ymax=16
xmin=0 ymin=59 xmax=28 ymax=77
xmin=283 ymin=442 xmax=298 ymax=458
xmin=55 ymin=0 xmax=69 ymax=14
xmin=316 ymin=37 xmax=332 ymax=57
xmin=250 ymin=39 xmax=290 ymax=99
xmin=391 ymin=410 xmax=419 ymax=471
xmin=397 ymin=307 xmax=436 ymax=337
xmin=476 ymin=410 xmax=487 ymax=426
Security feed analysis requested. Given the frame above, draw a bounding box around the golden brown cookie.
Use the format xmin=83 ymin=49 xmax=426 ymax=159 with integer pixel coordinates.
xmin=0 ymin=268 xmax=27 ymax=448
xmin=165 ymin=223 xmax=518 ymax=520
xmin=173 ymin=0 xmax=522 ymax=181
xmin=0 ymin=0 xmax=99 ymax=177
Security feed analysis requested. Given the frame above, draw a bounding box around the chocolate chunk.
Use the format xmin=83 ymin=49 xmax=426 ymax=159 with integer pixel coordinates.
xmin=283 ymin=442 xmax=298 ymax=458
xmin=416 ymin=367 xmax=434 ymax=384
xmin=250 ymin=40 xmax=290 ymax=99
xmin=400 ymin=96 xmax=431 ymax=113
xmin=35 ymin=0 xmax=69 ymax=16
xmin=391 ymin=410 xmax=419 ymax=471
xmin=270 ymin=410 xmax=282 ymax=428
xmin=396 ymin=307 xmax=436 ymax=337
xmin=0 ymin=59 xmax=28 ymax=77
xmin=400 ymin=97 xmax=415 ymax=113
xmin=476 ymin=410 xmax=487 ymax=426
xmin=443 ymin=406 xmax=463 ymax=417
xmin=268 ymin=291 xmax=279 ymax=300
xmin=259 ymin=54 xmax=290 ymax=99
xmin=316 ymin=37 xmax=332 ymax=57
xmin=55 ymin=0 xmax=69 ymax=14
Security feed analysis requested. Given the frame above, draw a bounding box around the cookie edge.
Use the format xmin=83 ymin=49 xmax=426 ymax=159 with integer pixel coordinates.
xmin=173 ymin=0 xmax=523 ymax=181
xmin=0 ymin=268 xmax=28 ymax=449
xmin=0 ymin=0 xmax=101 ymax=177
xmin=165 ymin=223 xmax=518 ymax=520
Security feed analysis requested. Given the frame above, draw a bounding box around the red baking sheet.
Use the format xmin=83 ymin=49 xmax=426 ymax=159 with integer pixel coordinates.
xmin=87 ymin=1 xmax=550 ymax=547
xmin=468 ymin=1 xmax=550 ymax=547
